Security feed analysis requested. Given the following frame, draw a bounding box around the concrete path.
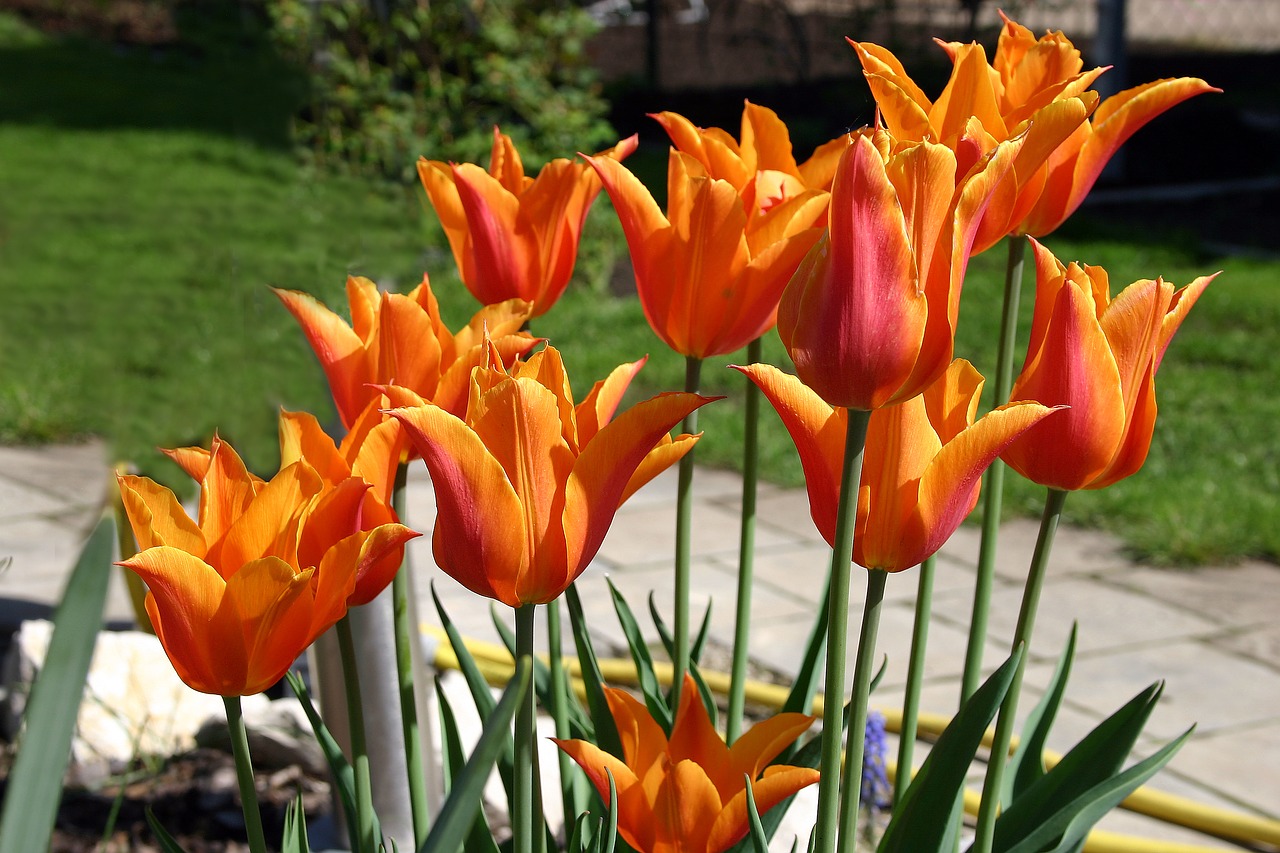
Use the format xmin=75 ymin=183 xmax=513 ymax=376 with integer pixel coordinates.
xmin=3 ymin=440 xmax=1278 ymax=849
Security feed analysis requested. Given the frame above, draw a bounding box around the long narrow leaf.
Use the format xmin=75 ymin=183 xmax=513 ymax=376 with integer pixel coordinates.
xmin=995 ymin=727 xmax=1194 ymax=853
xmin=782 ymin=570 xmax=831 ymax=717
xmin=1006 ymin=625 xmax=1077 ymax=806
xmin=878 ymin=648 xmax=1024 ymax=853
xmin=566 ymin=584 xmax=616 ymax=756
xmin=0 ymin=517 xmax=113 ymax=853
xmin=601 ymin=768 xmax=619 ymax=853
xmin=606 ymin=579 xmax=672 ymax=732
xmin=281 ymin=793 xmax=313 ymax=853
xmin=144 ymin=807 xmax=190 ymax=853
xmin=743 ymin=776 xmax=771 ymax=853
xmin=647 ymin=592 xmax=717 ymax=726
xmin=420 ymin=658 xmax=532 ymax=853
xmin=991 ymin=682 xmax=1165 ymax=848
xmin=434 ymin=676 xmax=501 ymax=853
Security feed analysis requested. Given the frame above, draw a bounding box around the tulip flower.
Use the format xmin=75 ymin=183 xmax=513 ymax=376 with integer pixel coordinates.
xmin=386 ymin=343 xmax=715 ymax=607
xmin=418 ymin=128 xmax=638 ymax=317
xmin=554 ymin=674 xmax=819 ymax=853
xmin=1000 ymin=240 xmax=1214 ymax=491
xmin=586 ymin=146 xmax=828 ymax=358
xmin=274 ymin=274 xmax=538 ymax=430
xmin=736 ymin=360 xmax=1059 ymax=571
xmin=116 ymin=436 xmax=417 ymax=695
xmin=852 ymin=15 xmax=1215 ymax=247
xmin=651 ymin=100 xmax=848 ymax=196
xmin=776 ymin=128 xmax=1022 ymax=411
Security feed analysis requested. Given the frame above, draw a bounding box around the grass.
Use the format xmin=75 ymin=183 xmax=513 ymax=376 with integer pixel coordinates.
xmin=1 ymin=12 xmax=1276 ymax=565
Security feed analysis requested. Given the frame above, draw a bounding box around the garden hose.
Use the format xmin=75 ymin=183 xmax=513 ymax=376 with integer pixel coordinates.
xmin=422 ymin=625 xmax=1280 ymax=853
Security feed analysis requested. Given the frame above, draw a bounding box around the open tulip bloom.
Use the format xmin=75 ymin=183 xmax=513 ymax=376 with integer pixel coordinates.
xmin=386 ymin=343 xmax=715 ymax=607
xmin=274 ymin=274 xmax=539 ymax=430
xmin=555 ymin=674 xmax=819 ymax=853
xmin=116 ymin=436 xmax=417 ymax=695
xmin=586 ymin=145 xmax=829 ymax=359
xmin=1000 ymin=240 xmax=1214 ymax=491
xmin=737 ymin=359 xmax=1059 ymax=571
xmin=777 ymin=128 xmax=1024 ymax=411
xmin=418 ymin=128 xmax=639 ymax=317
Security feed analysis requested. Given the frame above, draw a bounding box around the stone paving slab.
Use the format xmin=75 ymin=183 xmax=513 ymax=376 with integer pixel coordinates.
xmin=2 ymin=444 xmax=1278 ymax=843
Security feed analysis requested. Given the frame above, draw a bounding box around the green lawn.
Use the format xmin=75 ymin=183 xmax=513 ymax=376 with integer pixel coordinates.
xmin=2 ymin=13 xmax=1276 ymax=565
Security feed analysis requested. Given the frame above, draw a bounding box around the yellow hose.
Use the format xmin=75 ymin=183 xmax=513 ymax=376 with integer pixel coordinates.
xmin=423 ymin=625 xmax=1280 ymax=852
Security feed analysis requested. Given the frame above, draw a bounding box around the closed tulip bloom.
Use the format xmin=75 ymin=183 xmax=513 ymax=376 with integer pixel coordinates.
xmin=651 ymin=100 xmax=848 ymax=196
xmin=117 ymin=437 xmax=417 ymax=695
xmin=735 ymin=360 xmax=1059 ymax=571
xmin=274 ymin=274 xmax=537 ymax=430
xmin=554 ymin=674 xmax=818 ymax=853
xmin=586 ymin=146 xmax=828 ymax=358
xmin=386 ymin=344 xmax=715 ymax=607
xmin=1001 ymin=240 xmax=1214 ymax=491
xmin=776 ymin=129 xmax=1021 ymax=410
xmin=418 ymin=128 xmax=638 ymax=317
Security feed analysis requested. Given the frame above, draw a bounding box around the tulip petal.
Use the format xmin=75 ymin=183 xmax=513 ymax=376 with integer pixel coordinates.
xmin=622 ymin=433 xmax=700 ymax=506
xmin=708 ymin=765 xmax=821 ymax=853
xmin=728 ymin=711 xmax=817 ymax=781
xmin=274 ymin=287 xmax=372 ymax=428
xmin=226 ymin=556 xmax=316 ymax=695
xmin=575 ymin=358 xmax=646 ymax=448
xmin=213 ymin=461 xmax=322 ymax=576
xmin=653 ymin=759 xmax=722 ymax=853
xmin=452 ymin=163 xmax=540 ymax=306
xmin=117 ymin=474 xmax=206 ymax=556
xmin=667 ymin=674 xmax=734 ymax=793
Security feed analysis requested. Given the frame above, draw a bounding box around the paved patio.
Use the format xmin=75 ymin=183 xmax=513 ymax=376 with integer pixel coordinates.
xmin=2 ymin=440 xmax=1278 ymax=850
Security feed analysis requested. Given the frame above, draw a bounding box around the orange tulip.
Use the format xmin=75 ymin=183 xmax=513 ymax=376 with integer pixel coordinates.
xmin=852 ymin=16 xmax=1215 ymax=247
xmin=386 ymin=343 xmax=715 ymax=607
xmin=418 ymin=128 xmax=638 ymax=317
xmin=274 ymin=274 xmax=537 ymax=430
xmin=776 ymin=128 xmax=1021 ymax=410
xmin=117 ymin=436 xmax=417 ymax=695
xmin=585 ymin=145 xmax=828 ymax=358
xmin=736 ymin=360 xmax=1059 ymax=571
xmin=1000 ymin=240 xmax=1214 ymax=491
xmin=651 ymin=100 xmax=848 ymax=196
xmin=554 ymin=674 xmax=818 ymax=853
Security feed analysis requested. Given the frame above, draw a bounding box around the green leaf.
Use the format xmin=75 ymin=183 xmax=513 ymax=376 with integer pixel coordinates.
xmin=606 ymin=578 xmax=672 ymax=733
xmin=287 ymin=671 xmax=371 ymax=853
xmin=994 ymin=726 xmax=1193 ymax=853
xmin=991 ymin=681 xmax=1167 ymax=851
xmin=647 ymin=592 xmax=713 ymax=666
xmin=782 ymin=570 xmax=831 ymax=717
xmin=144 ymin=806 xmax=190 ymax=853
xmin=743 ymin=776 xmax=771 ymax=853
xmin=0 ymin=517 xmax=113 ymax=853
xmin=282 ymin=793 xmax=313 ymax=853
xmin=566 ymin=584 xmax=618 ymax=757
xmin=601 ymin=768 xmax=620 ymax=853
xmin=878 ymin=648 xmax=1024 ymax=853
xmin=1005 ymin=624 xmax=1077 ymax=807
xmin=420 ymin=657 xmax=532 ymax=853
xmin=491 ymin=602 xmax=591 ymax=738
xmin=433 ymin=676 xmax=500 ymax=853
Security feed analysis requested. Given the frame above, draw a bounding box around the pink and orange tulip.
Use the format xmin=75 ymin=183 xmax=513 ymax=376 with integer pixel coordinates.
xmin=776 ymin=128 xmax=1021 ymax=410
xmin=586 ymin=145 xmax=828 ymax=358
xmin=1001 ymin=240 xmax=1214 ymax=491
xmin=386 ymin=343 xmax=714 ymax=607
xmin=555 ymin=674 xmax=818 ymax=853
xmin=274 ymin=274 xmax=537 ymax=429
xmin=736 ymin=360 xmax=1059 ymax=571
xmin=117 ymin=437 xmax=416 ymax=695
xmin=418 ymin=128 xmax=638 ymax=317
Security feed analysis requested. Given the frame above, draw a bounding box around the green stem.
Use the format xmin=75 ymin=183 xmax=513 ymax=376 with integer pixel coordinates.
xmin=222 ymin=696 xmax=268 ymax=853
xmin=961 ymin=236 xmax=1027 ymax=702
xmin=972 ymin=487 xmax=1068 ymax=853
xmin=513 ymin=605 xmax=537 ymax=853
xmin=837 ymin=569 xmax=888 ymax=853
xmin=812 ymin=409 xmax=872 ymax=853
xmin=895 ymin=554 xmax=935 ymax=804
xmin=727 ymin=336 xmax=764 ymax=744
xmin=671 ymin=355 xmax=703 ymax=710
xmin=337 ymin=614 xmax=377 ymax=853
xmin=547 ymin=598 xmax=584 ymax=826
xmin=391 ymin=464 xmax=430 ymax=848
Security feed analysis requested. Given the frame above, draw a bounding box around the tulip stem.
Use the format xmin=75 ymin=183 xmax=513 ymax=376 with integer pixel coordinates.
xmin=837 ymin=567 xmax=888 ymax=853
xmin=895 ymin=554 xmax=936 ymax=804
xmin=813 ymin=408 xmax=871 ymax=853
xmin=961 ymin=235 xmax=1027 ymax=702
xmin=513 ymin=604 xmax=537 ymax=853
xmin=972 ymin=487 xmax=1068 ymax=853
xmin=391 ymin=464 xmax=430 ymax=848
xmin=727 ymin=336 xmax=764 ymax=744
xmin=671 ymin=355 xmax=703 ymax=712
xmin=222 ymin=696 xmax=268 ymax=853
xmin=337 ymin=614 xmax=378 ymax=853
